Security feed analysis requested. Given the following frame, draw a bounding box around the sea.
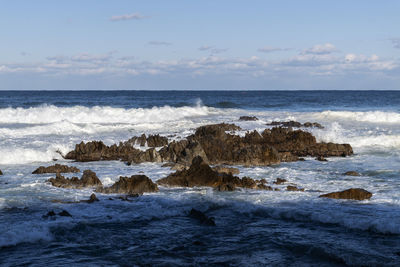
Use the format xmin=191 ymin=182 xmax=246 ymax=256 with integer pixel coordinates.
xmin=0 ymin=90 xmax=400 ymax=266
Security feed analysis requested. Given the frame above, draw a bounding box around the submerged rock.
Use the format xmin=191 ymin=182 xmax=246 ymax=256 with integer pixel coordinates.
xmin=48 ymin=170 xmax=102 ymax=189
xmin=97 ymin=175 xmax=158 ymax=194
xmin=189 ymin=208 xmax=216 ymax=226
xmin=344 ymin=171 xmax=361 ymax=176
xmin=239 ymin=116 xmax=258 ymax=121
xmin=58 ymin=210 xmax=72 ymax=217
xmin=32 ymin=164 xmax=80 ymax=174
xmin=319 ymin=188 xmax=372 ymax=200
xmin=286 ymin=185 xmax=304 ymax=192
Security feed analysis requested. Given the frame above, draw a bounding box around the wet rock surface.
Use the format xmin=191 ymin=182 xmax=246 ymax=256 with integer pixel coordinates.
xmin=33 ymin=164 xmax=80 ymax=174
xmin=157 ymin=156 xmax=272 ymax=190
xmin=344 ymin=171 xmax=361 ymax=176
xmin=126 ymin=134 xmax=168 ymax=147
xmin=97 ymin=175 xmax=158 ymax=195
xmin=319 ymin=188 xmax=372 ymax=200
xmin=239 ymin=116 xmax=258 ymax=121
xmin=267 ymin=120 xmax=324 ymax=129
xmin=48 ymin=170 xmax=102 ymax=189
xmin=64 ymin=123 xmax=352 ymax=165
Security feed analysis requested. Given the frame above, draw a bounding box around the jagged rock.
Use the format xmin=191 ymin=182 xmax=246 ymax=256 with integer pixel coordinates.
xmin=287 ymin=185 xmax=304 ymax=191
xmin=48 ymin=170 xmax=102 ymax=189
xmin=157 ymin=156 xmax=270 ymax=190
xmin=267 ymin=121 xmax=324 ymax=129
xmin=58 ymin=210 xmax=72 ymax=217
xmin=189 ymin=208 xmax=216 ymax=226
xmin=261 ymin=127 xmax=352 ymax=159
xmin=32 ymin=164 xmax=80 ymax=174
xmin=97 ymin=175 xmax=158 ymax=194
xmin=126 ymin=134 xmax=168 ymax=147
xmin=344 ymin=171 xmax=361 ymax=176
xmin=212 ymin=165 xmax=240 ymax=175
xmin=319 ymin=188 xmax=372 ymax=200
xmin=86 ymin=193 xmax=99 ymax=203
xmin=239 ymin=116 xmax=258 ymax=121
xmin=216 ymin=183 xmax=236 ymax=191
xmin=273 ymin=178 xmax=287 ymax=185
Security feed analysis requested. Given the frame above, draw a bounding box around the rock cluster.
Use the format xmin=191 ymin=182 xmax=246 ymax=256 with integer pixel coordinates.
xmin=33 ymin=164 xmax=80 ymax=174
xmin=97 ymin=175 xmax=159 ymax=195
xmin=125 ymin=134 xmax=168 ymax=147
xmin=157 ymin=156 xmax=271 ymax=191
xmin=64 ymin=123 xmax=352 ymax=166
xmin=319 ymin=188 xmax=372 ymax=200
xmin=48 ymin=170 xmax=102 ymax=189
xmin=267 ymin=120 xmax=324 ymax=129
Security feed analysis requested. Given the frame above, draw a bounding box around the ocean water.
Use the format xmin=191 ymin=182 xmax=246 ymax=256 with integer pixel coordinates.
xmin=0 ymin=90 xmax=400 ymax=266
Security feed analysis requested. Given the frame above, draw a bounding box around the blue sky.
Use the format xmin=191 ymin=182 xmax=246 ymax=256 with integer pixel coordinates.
xmin=0 ymin=0 xmax=399 ymax=90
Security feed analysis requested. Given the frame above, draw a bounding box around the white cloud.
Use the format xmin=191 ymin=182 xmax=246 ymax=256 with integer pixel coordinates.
xmin=110 ymin=13 xmax=146 ymax=22
xmin=303 ymin=43 xmax=337 ymax=55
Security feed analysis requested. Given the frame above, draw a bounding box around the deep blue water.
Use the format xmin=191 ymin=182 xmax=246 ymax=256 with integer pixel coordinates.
xmin=1 ymin=90 xmax=400 ymax=111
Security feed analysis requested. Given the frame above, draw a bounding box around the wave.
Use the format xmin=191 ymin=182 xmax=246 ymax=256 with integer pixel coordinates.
xmin=317 ymin=110 xmax=400 ymax=124
xmin=0 ymin=103 xmax=219 ymax=124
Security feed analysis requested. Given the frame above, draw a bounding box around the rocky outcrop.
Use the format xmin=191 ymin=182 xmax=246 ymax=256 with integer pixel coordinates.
xmin=319 ymin=188 xmax=372 ymax=200
xmin=32 ymin=164 xmax=80 ymax=174
xmin=126 ymin=134 xmax=168 ymax=147
xmin=273 ymin=178 xmax=287 ymax=185
xmin=48 ymin=170 xmax=102 ymax=189
xmin=64 ymin=123 xmax=352 ymax=166
xmin=157 ymin=156 xmax=271 ymax=190
xmin=212 ymin=165 xmax=240 ymax=175
xmin=261 ymin=127 xmax=353 ymax=159
xmin=267 ymin=121 xmax=324 ymax=129
xmin=239 ymin=116 xmax=258 ymax=121
xmin=97 ymin=175 xmax=158 ymax=195
xmin=343 ymin=171 xmax=361 ymax=176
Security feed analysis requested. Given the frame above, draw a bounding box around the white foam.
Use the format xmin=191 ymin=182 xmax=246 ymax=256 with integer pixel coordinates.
xmin=317 ymin=110 xmax=400 ymax=124
xmin=0 ymin=104 xmax=218 ymax=124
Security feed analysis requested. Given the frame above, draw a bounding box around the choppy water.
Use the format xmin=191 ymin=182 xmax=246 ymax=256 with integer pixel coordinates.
xmin=1 ymin=90 xmax=400 ymax=266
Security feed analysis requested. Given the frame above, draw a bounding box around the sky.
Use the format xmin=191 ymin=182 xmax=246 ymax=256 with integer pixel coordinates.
xmin=0 ymin=0 xmax=399 ymax=90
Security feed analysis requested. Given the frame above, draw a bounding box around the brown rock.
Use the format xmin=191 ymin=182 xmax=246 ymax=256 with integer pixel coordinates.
xmin=32 ymin=164 xmax=80 ymax=174
xmin=239 ymin=116 xmax=258 ymax=121
xmin=344 ymin=171 xmax=361 ymax=176
xmin=273 ymin=178 xmax=287 ymax=185
xmin=317 ymin=156 xmax=328 ymax=161
xmin=97 ymin=175 xmax=158 ymax=194
xmin=212 ymin=165 xmax=240 ymax=175
xmin=287 ymin=185 xmax=304 ymax=192
xmin=126 ymin=134 xmax=168 ymax=147
xmin=48 ymin=170 xmax=102 ymax=189
xmin=216 ymin=183 xmax=236 ymax=191
xmin=319 ymin=188 xmax=372 ymax=200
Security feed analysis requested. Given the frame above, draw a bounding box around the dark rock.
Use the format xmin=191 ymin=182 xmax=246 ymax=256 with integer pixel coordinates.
xmin=239 ymin=116 xmax=258 ymax=121
xmin=344 ymin=171 xmax=361 ymax=176
xmin=0 ymin=169 xmax=2 ymax=175
xmin=316 ymin=156 xmax=328 ymax=161
xmin=97 ymin=175 xmax=158 ymax=194
xmin=273 ymin=178 xmax=287 ymax=185
xmin=257 ymin=184 xmax=273 ymax=190
xmin=45 ymin=211 xmax=56 ymax=217
xmin=216 ymin=183 xmax=236 ymax=191
xmin=287 ymin=185 xmax=304 ymax=192
xmin=158 ymin=156 xmax=270 ymax=190
xmin=32 ymin=164 xmax=80 ymax=174
xmin=212 ymin=165 xmax=240 ymax=175
xmin=58 ymin=210 xmax=72 ymax=217
xmin=267 ymin=121 xmax=324 ymax=129
xmin=87 ymin=193 xmax=99 ymax=203
xmin=189 ymin=208 xmax=216 ymax=226
xmin=126 ymin=134 xmax=168 ymax=147
xmin=319 ymin=188 xmax=372 ymax=200
xmin=48 ymin=170 xmax=102 ymax=189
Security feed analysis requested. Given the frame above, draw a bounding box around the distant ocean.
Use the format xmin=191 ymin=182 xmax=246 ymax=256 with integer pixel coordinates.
xmin=1 ymin=90 xmax=400 ymax=266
